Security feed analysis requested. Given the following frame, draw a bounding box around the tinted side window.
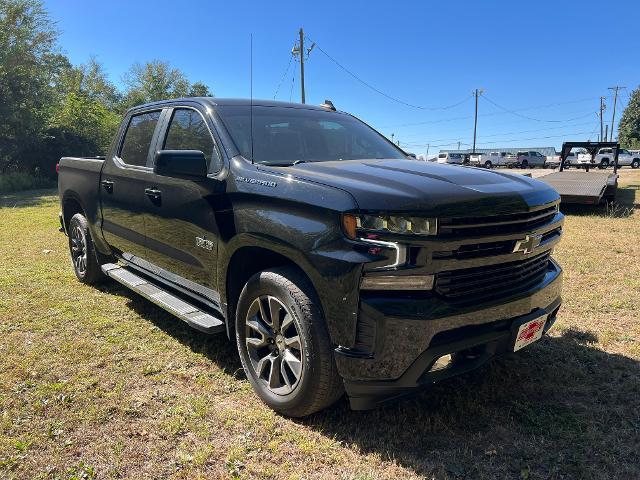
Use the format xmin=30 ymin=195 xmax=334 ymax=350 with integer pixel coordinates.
xmin=163 ymin=109 xmax=220 ymax=171
xmin=120 ymin=111 xmax=161 ymax=166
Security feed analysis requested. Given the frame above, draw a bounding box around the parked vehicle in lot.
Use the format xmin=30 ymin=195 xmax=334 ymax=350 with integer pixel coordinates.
xmin=544 ymin=154 xmax=561 ymax=169
xmin=470 ymin=151 xmax=513 ymax=168
xmin=594 ymin=147 xmax=640 ymax=169
xmin=561 ymin=152 xmax=578 ymax=168
xmin=436 ymin=152 xmax=464 ymax=164
xmin=516 ymin=151 xmax=547 ymax=168
xmin=57 ymin=98 xmax=563 ymax=415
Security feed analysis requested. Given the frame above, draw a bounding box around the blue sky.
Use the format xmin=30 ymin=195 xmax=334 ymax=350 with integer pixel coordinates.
xmin=46 ymin=0 xmax=639 ymax=156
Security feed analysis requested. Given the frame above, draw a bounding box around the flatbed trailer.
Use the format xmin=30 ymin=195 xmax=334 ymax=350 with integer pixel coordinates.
xmin=536 ymin=142 xmax=620 ymax=205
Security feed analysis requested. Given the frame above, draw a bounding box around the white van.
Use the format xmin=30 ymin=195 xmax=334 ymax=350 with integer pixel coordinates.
xmin=437 ymin=152 xmax=464 ymax=165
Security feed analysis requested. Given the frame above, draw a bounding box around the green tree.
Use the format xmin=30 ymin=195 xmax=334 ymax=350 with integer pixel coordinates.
xmin=121 ymin=60 xmax=212 ymax=108
xmin=62 ymin=57 xmax=121 ymax=110
xmin=188 ymin=81 xmax=213 ymax=97
xmin=33 ymin=57 xmax=119 ymax=176
xmin=0 ymin=0 xmax=62 ymax=173
xmin=618 ymin=86 xmax=640 ymax=149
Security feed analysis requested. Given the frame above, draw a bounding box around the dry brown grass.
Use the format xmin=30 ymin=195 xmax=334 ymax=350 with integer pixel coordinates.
xmin=1 ymin=172 xmax=639 ymax=479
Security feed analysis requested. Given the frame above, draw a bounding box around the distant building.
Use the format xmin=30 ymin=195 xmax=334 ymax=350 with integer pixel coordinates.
xmin=439 ymin=146 xmax=558 ymax=157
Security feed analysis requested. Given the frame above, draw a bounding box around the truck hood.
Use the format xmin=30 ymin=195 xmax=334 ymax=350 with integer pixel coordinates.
xmin=267 ymin=159 xmax=559 ymax=215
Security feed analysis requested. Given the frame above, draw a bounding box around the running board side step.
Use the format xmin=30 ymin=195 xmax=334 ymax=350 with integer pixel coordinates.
xmin=101 ymin=263 xmax=225 ymax=334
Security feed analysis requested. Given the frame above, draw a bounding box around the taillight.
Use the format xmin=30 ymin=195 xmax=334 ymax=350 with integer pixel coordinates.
xmin=56 ymin=163 xmax=60 ymax=174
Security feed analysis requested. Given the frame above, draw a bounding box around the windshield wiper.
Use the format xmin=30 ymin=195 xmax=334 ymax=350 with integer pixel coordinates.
xmin=264 ymin=160 xmax=308 ymax=167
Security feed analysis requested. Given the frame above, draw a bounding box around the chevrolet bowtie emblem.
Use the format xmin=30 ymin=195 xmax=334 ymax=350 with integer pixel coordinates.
xmin=513 ymin=234 xmax=543 ymax=254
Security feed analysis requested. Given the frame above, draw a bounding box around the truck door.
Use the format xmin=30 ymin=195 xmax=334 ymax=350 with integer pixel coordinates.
xmin=141 ymin=106 xmax=225 ymax=305
xmin=100 ymin=109 xmax=163 ymax=264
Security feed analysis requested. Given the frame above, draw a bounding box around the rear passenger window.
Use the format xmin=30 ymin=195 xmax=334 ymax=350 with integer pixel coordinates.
xmin=163 ymin=108 xmax=221 ymax=171
xmin=119 ymin=111 xmax=161 ymax=167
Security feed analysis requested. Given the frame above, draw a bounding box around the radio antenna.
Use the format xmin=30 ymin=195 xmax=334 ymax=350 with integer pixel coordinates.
xmin=250 ymin=33 xmax=254 ymax=164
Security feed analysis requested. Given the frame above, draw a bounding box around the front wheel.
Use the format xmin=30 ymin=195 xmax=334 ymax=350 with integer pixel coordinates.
xmin=632 ymin=159 xmax=640 ymax=169
xmin=599 ymin=159 xmax=610 ymax=169
xmin=521 ymin=160 xmax=529 ymax=168
xmin=484 ymin=161 xmax=493 ymax=169
xmin=235 ymin=267 xmax=343 ymax=417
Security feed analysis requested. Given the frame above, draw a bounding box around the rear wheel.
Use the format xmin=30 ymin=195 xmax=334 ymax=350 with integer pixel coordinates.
xmin=632 ymin=159 xmax=640 ymax=169
xmin=484 ymin=161 xmax=493 ymax=169
xmin=68 ymin=213 xmax=106 ymax=284
xmin=521 ymin=160 xmax=529 ymax=168
xmin=235 ymin=267 xmax=343 ymax=417
xmin=599 ymin=159 xmax=610 ymax=169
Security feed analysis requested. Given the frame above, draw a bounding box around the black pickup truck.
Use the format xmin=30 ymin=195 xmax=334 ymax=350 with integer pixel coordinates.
xmin=57 ymin=98 xmax=563 ymax=416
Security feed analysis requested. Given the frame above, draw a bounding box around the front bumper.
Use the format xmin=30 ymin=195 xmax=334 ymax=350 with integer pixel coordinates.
xmin=336 ymin=260 xmax=562 ymax=410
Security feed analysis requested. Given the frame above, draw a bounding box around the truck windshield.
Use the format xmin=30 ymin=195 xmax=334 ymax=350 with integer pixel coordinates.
xmin=215 ymin=105 xmax=405 ymax=165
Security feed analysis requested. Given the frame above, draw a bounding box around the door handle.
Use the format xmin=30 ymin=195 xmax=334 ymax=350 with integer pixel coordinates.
xmin=144 ymin=188 xmax=162 ymax=199
xmin=101 ymin=180 xmax=114 ymax=193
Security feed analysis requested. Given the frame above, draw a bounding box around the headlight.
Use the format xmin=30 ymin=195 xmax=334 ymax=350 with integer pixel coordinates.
xmin=342 ymin=213 xmax=437 ymax=239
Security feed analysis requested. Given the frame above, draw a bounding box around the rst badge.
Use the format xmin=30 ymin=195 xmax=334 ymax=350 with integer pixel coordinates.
xmin=196 ymin=236 xmax=214 ymax=251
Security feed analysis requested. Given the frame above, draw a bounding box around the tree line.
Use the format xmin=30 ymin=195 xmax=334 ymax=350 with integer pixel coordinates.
xmin=2 ymin=0 xmax=640 ymax=185
xmin=0 ymin=0 xmax=213 ymax=180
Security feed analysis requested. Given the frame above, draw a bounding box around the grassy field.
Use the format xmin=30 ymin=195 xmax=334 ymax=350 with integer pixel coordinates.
xmin=1 ymin=171 xmax=639 ymax=479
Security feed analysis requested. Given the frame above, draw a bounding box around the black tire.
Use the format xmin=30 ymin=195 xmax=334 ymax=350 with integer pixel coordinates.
xmin=235 ymin=267 xmax=343 ymax=417
xmin=521 ymin=160 xmax=529 ymax=168
xmin=599 ymin=159 xmax=609 ymax=169
xmin=68 ymin=213 xmax=106 ymax=285
xmin=632 ymin=159 xmax=640 ymax=169
xmin=484 ymin=161 xmax=492 ymax=169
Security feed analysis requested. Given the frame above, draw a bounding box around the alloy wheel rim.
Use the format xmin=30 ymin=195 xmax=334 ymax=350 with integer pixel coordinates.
xmin=70 ymin=225 xmax=87 ymax=275
xmin=245 ymin=295 xmax=304 ymax=395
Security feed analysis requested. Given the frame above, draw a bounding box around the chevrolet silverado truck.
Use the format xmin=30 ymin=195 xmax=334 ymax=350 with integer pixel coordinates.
xmin=57 ymin=98 xmax=563 ymax=416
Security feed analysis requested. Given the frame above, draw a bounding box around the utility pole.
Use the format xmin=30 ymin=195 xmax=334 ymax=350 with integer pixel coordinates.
xmin=608 ymin=86 xmax=625 ymax=141
xmin=605 ymin=125 xmax=609 ymax=143
xmin=599 ymin=96 xmax=606 ymax=142
xmin=426 ymin=144 xmax=430 ymax=158
xmin=457 ymin=141 xmax=461 ymax=151
xmin=299 ymin=28 xmax=305 ymax=104
xmin=472 ymin=89 xmax=483 ymax=154
xmin=391 ymin=133 xmax=395 ymax=144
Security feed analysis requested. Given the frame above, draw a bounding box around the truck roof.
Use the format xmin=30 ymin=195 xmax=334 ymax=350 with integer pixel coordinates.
xmin=128 ymin=97 xmax=334 ymax=113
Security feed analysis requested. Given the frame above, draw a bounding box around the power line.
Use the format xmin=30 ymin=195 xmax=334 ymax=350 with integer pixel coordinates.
xmin=608 ymin=86 xmax=626 ymax=141
xmin=289 ymin=63 xmax=296 ymax=102
xmin=305 ymin=35 xmax=472 ymax=111
xmin=475 ymin=130 xmax=596 ymax=145
xmin=379 ymin=96 xmax=607 ymax=129
xmin=481 ymin=94 xmax=598 ymax=123
xmin=273 ymin=52 xmax=294 ymax=99
xmin=401 ymin=120 xmax=597 ymax=146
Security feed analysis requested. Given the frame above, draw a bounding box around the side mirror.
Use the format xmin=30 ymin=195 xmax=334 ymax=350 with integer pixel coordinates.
xmin=154 ymin=150 xmax=207 ymax=179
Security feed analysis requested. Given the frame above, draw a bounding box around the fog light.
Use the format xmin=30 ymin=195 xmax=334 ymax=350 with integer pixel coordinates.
xmin=429 ymin=354 xmax=453 ymax=372
xmin=360 ymin=274 xmax=434 ymax=290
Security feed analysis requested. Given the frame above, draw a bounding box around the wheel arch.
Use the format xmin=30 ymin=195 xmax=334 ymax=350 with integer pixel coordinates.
xmin=61 ymin=192 xmax=86 ymax=232
xmin=222 ymin=240 xmax=321 ymax=340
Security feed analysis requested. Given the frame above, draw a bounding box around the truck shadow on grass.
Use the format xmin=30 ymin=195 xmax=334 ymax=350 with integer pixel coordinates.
xmin=301 ymin=328 xmax=640 ymax=478
xmin=100 ymin=284 xmax=640 ymax=478
xmin=99 ymin=282 xmax=242 ymax=371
